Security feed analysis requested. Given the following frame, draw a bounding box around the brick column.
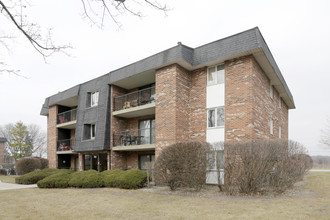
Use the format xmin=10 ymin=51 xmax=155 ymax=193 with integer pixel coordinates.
xmin=155 ymin=64 xmax=191 ymax=158
xmin=78 ymin=153 xmax=84 ymax=171
xmin=47 ymin=105 xmax=58 ymax=168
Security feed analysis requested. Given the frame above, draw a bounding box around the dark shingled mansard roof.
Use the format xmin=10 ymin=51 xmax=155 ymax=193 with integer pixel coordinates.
xmin=41 ymin=27 xmax=295 ymax=116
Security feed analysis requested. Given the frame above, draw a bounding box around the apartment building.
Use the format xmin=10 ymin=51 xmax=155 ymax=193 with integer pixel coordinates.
xmin=40 ymin=27 xmax=295 ymax=183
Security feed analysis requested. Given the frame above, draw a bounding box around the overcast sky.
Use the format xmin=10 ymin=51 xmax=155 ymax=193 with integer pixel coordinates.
xmin=1 ymin=0 xmax=330 ymax=155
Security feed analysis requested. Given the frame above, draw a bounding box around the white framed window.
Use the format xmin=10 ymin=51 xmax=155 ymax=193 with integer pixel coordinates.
xmin=270 ymin=85 xmax=274 ymax=99
xmin=279 ymin=125 xmax=282 ymax=138
xmin=279 ymin=97 xmax=282 ymax=108
xmin=91 ymin=91 xmax=99 ymax=107
xmin=207 ymin=64 xmax=225 ymax=86
xmin=270 ymin=118 xmax=273 ymax=135
xmin=91 ymin=124 xmax=96 ymax=139
xmin=83 ymin=124 xmax=96 ymax=140
xmin=207 ymin=107 xmax=225 ymax=128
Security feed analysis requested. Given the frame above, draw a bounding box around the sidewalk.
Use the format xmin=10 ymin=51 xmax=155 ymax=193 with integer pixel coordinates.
xmin=0 ymin=181 xmax=37 ymax=191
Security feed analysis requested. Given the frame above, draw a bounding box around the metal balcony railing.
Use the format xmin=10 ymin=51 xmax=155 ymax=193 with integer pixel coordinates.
xmin=113 ymin=127 xmax=155 ymax=147
xmin=113 ymin=86 xmax=155 ymax=111
xmin=57 ymin=109 xmax=77 ymax=124
xmin=57 ymin=138 xmax=74 ymax=151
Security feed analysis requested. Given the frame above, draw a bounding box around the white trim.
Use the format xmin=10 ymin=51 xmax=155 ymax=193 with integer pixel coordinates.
xmin=91 ymin=124 xmax=96 ymax=139
xmin=279 ymin=97 xmax=282 ymax=108
xmin=207 ymin=63 xmax=225 ymax=86
xmin=91 ymin=91 xmax=99 ymax=107
xmin=279 ymin=125 xmax=281 ymax=138
xmin=207 ymin=106 xmax=225 ymax=128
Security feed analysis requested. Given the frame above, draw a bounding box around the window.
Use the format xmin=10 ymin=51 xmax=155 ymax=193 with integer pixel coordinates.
xmin=279 ymin=126 xmax=282 ymax=138
xmin=270 ymin=85 xmax=274 ymax=99
xmin=83 ymin=124 xmax=96 ymax=140
xmin=87 ymin=91 xmax=99 ymax=107
xmin=279 ymin=97 xmax=282 ymax=108
xmin=207 ymin=150 xmax=224 ymax=170
xmin=139 ymin=119 xmax=155 ymax=145
xmin=207 ymin=64 xmax=224 ymax=85
xmin=91 ymin=91 xmax=99 ymax=107
xmin=207 ymin=107 xmax=225 ymax=128
xmin=270 ymin=118 xmax=273 ymax=135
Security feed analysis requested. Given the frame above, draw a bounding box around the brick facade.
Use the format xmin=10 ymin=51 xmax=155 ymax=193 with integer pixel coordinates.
xmin=225 ymin=55 xmax=288 ymax=142
xmin=46 ymin=56 xmax=290 ymax=172
xmin=47 ymin=105 xmax=58 ymax=168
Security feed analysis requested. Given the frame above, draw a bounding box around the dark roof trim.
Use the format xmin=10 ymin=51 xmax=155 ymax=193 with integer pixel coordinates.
xmin=40 ymin=27 xmax=295 ymax=115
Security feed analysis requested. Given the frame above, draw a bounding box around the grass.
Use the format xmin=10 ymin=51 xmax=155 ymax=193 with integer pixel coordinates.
xmin=0 ymin=172 xmax=329 ymax=219
xmin=0 ymin=175 xmax=17 ymax=184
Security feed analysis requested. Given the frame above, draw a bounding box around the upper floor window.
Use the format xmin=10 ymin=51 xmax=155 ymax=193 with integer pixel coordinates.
xmin=279 ymin=125 xmax=282 ymax=138
xmin=83 ymin=124 xmax=96 ymax=140
xmin=270 ymin=85 xmax=274 ymax=99
xmin=279 ymin=97 xmax=282 ymax=108
xmin=207 ymin=107 xmax=225 ymax=128
xmin=87 ymin=91 xmax=99 ymax=107
xmin=207 ymin=64 xmax=224 ymax=86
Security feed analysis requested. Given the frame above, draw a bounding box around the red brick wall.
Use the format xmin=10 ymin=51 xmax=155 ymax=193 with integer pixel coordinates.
xmin=47 ymin=105 xmax=58 ymax=168
xmin=225 ymin=55 xmax=289 ymax=141
xmin=225 ymin=56 xmax=254 ymax=141
xmin=251 ymin=57 xmax=288 ymax=139
xmin=189 ymin=68 xmax=207 ymax=142
xmin=110 ymin=85 xmax=128 ymax=169
xmin=155 ymin=64 xmax=192 ymax=158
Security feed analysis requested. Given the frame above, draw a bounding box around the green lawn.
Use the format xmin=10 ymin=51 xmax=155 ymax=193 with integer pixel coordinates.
xmin=0 ymin=172 xmax=329 ymax=219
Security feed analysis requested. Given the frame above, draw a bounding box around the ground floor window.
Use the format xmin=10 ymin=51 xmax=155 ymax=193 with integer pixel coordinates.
xmin=139 ymin=154 xmax=155 ymax=172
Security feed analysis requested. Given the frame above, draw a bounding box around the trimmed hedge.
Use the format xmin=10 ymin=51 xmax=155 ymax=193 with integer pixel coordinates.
xmin=15 ymin=168 xmax=61 ymax=184
xmin=37 ymin=170 xmax=74 ymax=188
xmin=102 ymin=169 xmax=125 ymax=187
xmin=15 ymin=157 xmax=49 ymax=175
xmin=118 ymin=169 xmax=147 ymax=189
xmin=68 ymin=170 xmax=103 ymax=188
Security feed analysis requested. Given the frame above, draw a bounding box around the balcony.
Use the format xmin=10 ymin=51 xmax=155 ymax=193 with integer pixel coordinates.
xmin=57 ymin=108 xmax=77 ymax=129
xmin=57 ymin=139 xmax=75 ymax=154
xmin=112 ymin=127 xmax=155 ymax=151
xmin=113 ymin=86 xmax=155 ymax=118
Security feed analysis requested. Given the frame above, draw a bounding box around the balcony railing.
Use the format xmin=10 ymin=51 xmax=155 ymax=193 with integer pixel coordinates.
xmin=113 ymin=127 xmax=155 ymax=147
xmin=57 ymin=109 xmax=77 ymax=124
xmin=113 ymin=86 xmax=155 ymax=111
xmin=57 ymin=138 xmax=74 ymax=151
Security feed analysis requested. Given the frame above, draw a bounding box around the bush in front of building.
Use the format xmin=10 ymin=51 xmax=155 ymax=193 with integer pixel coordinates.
xmin=117 ymin=169 xmax=147 ymax=189
xmin=15 ymin=157 xmax=49 ymax=175
xmin=68 ymin=170 xmax=103 ymax=188
xmin=154 ymin=141 xmax=212 ymax=191
xmin=37 ymin=169 xmax=74 ymax=188
xmin=102 ymin=169 xmax=125 ymax=187
xmin=224 ymin=140 xmax=312 ymax=195
xmin=15 ymin=168 xmax=61 ymax=184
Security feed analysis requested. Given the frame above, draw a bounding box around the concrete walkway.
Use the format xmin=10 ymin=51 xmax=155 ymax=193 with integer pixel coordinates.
xmin=0 ymin=181 xmax=37 ymax=191
xmin=310 ymin=169 xmax=330 ymax=172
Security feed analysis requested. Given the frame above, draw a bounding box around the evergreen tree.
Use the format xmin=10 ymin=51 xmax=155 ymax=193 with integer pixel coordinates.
xmin=9 ymin=122 xmax=33 ymax=160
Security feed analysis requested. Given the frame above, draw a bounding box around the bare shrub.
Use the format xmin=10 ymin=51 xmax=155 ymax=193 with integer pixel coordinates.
xmin=224 ymin=139 xmax=310 ymax=195
xmin=154 ymin=142 xmax=212 ymax=191
xmin=16 ymin=158 xmax=42 ymax=175
xmin=15 ymin=157 xmax=49 ymax=175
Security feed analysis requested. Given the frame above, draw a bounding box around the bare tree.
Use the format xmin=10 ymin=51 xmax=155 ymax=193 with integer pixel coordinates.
xmin=28 ymin=124 xmax=47 ymax=158
xmin=320 ymin=116 xmax=330 ymax=148
xmin=0 ymin=0 xmax=169 ymax=73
